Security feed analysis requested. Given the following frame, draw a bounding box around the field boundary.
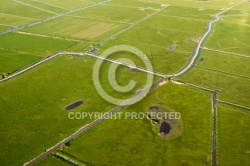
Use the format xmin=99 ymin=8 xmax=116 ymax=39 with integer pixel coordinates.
xmin=217 ymin=99 xmax=250 ymax=111
xmin=202 ymin=47 xmax=250 ymax=58
xmin=212 ymin=91 xmax=218 ymax=166
xmin=195 ymin=65 xmax=250 ymax=79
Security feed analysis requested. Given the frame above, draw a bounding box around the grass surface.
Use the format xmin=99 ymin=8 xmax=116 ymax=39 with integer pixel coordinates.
xmin=35 ymin=155 xmax=72 ymax=166
xmin=0 ymin=55 xmax=154 ymax=165
xmin=143 ymin=0 xmax=243 ymax=9
xmin=0 ymin=13 xmax=35 ymax=26
xmin=197 ymin=50 xmax=250 ymax=77
xmin=217 ymin=104 xmax=250 ymax=166
xmin=23 ymin=16 xmax=127 ymax=41
xmin=73 ymin=3 xmax=156 ymax=23
xmin=0 ymin=32 xmax=75 ymax=56
xmin=178 ymin=67 xmax=250 ymax=107
xmin=62 ymin=83 xmax=212 ymax=165
xmin=205 ymin=21 xmax=250 ymax=56
xmin=0 ymin=0 xmax=53 ymax=19
xmin=40 ymin=0 xmax=102 ymax=10
xmin=0 ymin=49 xmax=42 ymax=74
xmin=0 ymin=25 xmax=10 ymax=32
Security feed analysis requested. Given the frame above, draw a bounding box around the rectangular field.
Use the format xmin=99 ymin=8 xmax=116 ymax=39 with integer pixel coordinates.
xmin=22 ymin=16 xmax=127 ymax=41
xmin=178 ymin=67 xmax=250 ymax=107
xmin=217 ymin=104 xmax=250 ymax=165
xmin=197 ymin=50 xmax=250 ymax=77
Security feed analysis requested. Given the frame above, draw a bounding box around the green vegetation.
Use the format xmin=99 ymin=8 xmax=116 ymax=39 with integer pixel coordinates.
xmin=35 ymin=155 xmax=72 ymax=166
xmin=99 ymin=39 xmax=190 ymax=74
xmin=73 ymin=4 xmax=156 ymax=23
xmin=0 ymin=49 xmax=41 ymax=74
xmin=143 ymin=0 xmax=243 ymax=9
xmin=0 ymin=0 xmax=249 ymax=165
xmin=159 ymin=6 xmax=218 ymax=20
xmin=20 ymin=0 xmax=67 ymax=14
xmin=0 ymin=55 xmax=153 ymax=165
xmin=217 ymin=104 xmax=250 ymax=166
xmin=23 ymin=16 xmax=127 ymax=41
xmin=40 ymin=0 xmax=103 ymax=10
xmin=197 ymin=50 xmax=250 ymax=77
xmin=0 ymin=13 xmax=35 ymax=26
xmin=0 ymin=33 xmax=75 ymax=56
xmin=62 ymin=83 xmax=212 ymax=165
xmin=0 ymin=25 xmax=10 ymax=32
xmin=0 ymin=32 xmax=76 ymax=73
xmin=178 ymin=67 xmax=250 ymax=107
xmin=0 ymin=0 xmax=53 ymax=19
xmin=205 ymin=21 xmax=250 ymax=56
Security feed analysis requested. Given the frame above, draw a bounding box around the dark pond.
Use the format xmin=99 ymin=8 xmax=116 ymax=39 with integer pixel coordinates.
xmin=65 ymin=100 xmax=84 ymax=111
xmin=160 ymin=121 xmax=171 ymax=134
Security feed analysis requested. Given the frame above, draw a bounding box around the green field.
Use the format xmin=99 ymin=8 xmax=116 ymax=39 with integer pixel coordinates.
xmin=205 ymin=18 xmax=250 ymax=56
xmin=197 ymin=50 xmax=250 ymax=77
xmin=0 ymin=49 xmax=41 ymax=74
xmin=22 ymin=16 xmax=127 ymax=41
xmin=178 ymin=67 xmax=250 ymax=107
xmin=35 ymin=155 xmax=72 ymax=166
xmin=40 ymin=0 xmax=103 ymax=10
xmin=0 ymin=13 xmax=36 ymax=27
xmin=0 ymin=25 xmax=10 ymax=32
xmin=217 ymin=104 xmax=250 ymax=166
xmin=72 ymin=3 xmax=158 ymax=23
xmin=0 ymin=0 xmax=54 ymax=19
xmin=58 ymin=83 xmax=212 ymax=165
xmin=0 ymin=55 xmax=154 ymax=165
xmin=0 ymin=0 xmax=249 ymax=165
xmin=0 ymin=32 xmax=76 ymax=73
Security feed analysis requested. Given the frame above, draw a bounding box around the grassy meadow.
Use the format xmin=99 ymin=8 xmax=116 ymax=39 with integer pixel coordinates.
xmin=0 ymin=0 xmax=249 ymax=165
xmin=0 ymin=55 xmax=154 ymax=165
xmin=217 ymin=104 xmax=250 ymax=166
xmin=59 ymin=83 xmax=212 ymax=165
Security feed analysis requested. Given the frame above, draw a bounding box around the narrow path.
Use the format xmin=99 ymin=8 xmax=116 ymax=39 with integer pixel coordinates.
xmin=212 ymin=91 xmax=218 ymax=166
xmin=62 ymin=52 xmax=166 ymax=78
xmin=172 ymin=0 xmax=247 ymax=77
xmin=202 ymin=47 xmax=250 ymax=58
xmin=217 ymin=99 xmax=250 ymax=111
xmin=0 ymin=50 xmax=166 ymax=82
xmin=15 ymin=31 xmax=81 ymax=42
xmin=0 ymin=0 xmax=110 ymax=35
xmin=195 ymin=65 xmax=250 ymax=80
